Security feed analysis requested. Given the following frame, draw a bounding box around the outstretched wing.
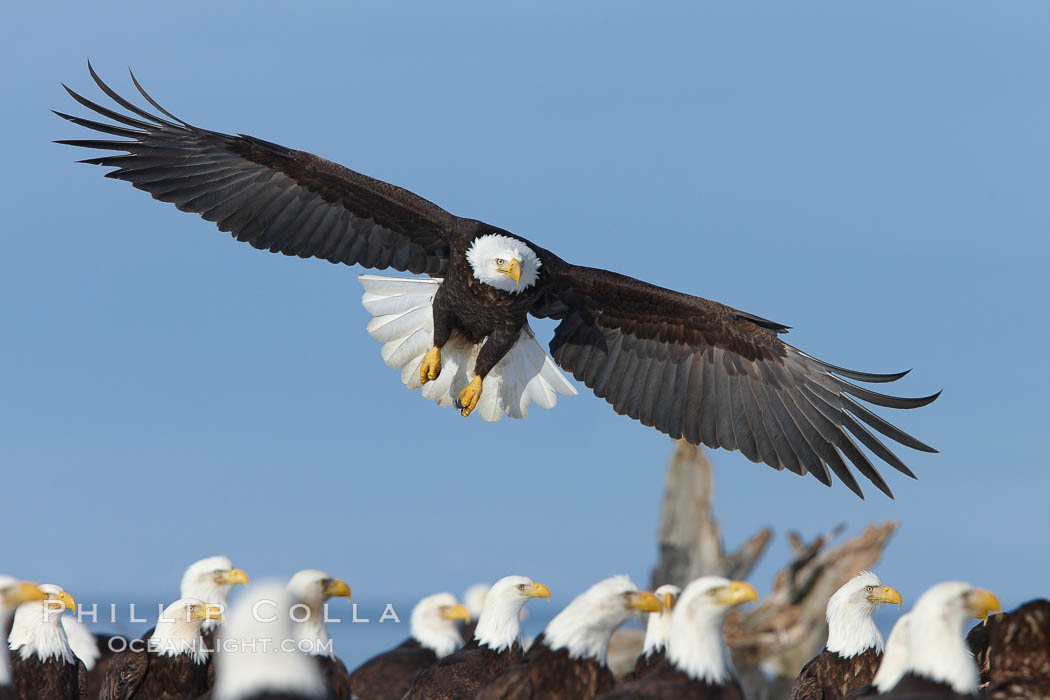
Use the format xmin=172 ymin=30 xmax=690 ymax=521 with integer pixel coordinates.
xmin=55 ymin=63 xmax=456 ymax=276
xmin=541 ymin=264 xmax=939 ymax=498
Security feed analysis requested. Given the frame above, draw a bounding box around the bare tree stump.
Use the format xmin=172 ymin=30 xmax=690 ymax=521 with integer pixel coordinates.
xmin=650 ymin=441 xmax=772 ymax=587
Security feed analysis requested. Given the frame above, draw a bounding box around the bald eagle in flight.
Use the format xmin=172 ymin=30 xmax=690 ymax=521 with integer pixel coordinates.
xmin=57 ymin=64 xmax=940 ymax=497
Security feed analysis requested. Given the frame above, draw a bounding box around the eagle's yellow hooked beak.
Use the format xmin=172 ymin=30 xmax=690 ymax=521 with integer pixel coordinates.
xmin=868 ymin=585 xmax=903 ymax=608
xmin=625 ymin=591 xmax=664 ymax=613
xmin=967 ymin=589 xmax=1001 ymax=620
xmin=323 ymin=578 xmax=352 ymax=602
xmin=498 ymin=259 xmax=522 ymax=284
xmin=441 ymin=604 xmax=471 ymax=622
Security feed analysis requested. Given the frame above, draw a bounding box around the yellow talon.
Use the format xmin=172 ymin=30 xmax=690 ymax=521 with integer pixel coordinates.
xmin=420 ymin=346 xmax=442 ymax=385
xmin=457 ymin=375 xmax=483 ymax=417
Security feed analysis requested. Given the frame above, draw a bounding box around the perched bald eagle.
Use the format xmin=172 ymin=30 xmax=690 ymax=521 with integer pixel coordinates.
xmin=404 ymin=575 xmax=550 ymax=700
xmin=100 ymin=597 xmax=221 ymax=699
xmin=57 ymin=64 xmax=941 ymax=498
xmin=967 ymin=599 xmax=1050 ymax=699
xmin=598 ymin=577 xmax=757 ymax=699
xmin=854 ymin=582 xmax=999 ymax=699
xmin=179 ymin=556 xmax=250 ymax=646
xmin=622 ymin=584 xmax=680 ymax=682
xmin=0 ymin=578 xmax=46 ymax=700
xmin=207 ymin=583 xmax=326 ymax=700
xmin=7 ymin=583 xmax=87 ymax=700
xmin=349 ymin=592 xmax=470 ymax=700
xmin=286 ymin=569 xmax=353 ymax=700
xmin=790 ymin=571 xmax=902 ymax=700
xmin=477 ymin=575 xmax=662 ymax=700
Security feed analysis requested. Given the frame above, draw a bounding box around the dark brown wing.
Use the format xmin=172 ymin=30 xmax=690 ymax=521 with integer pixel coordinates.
xmin=542 ymin=264 xmax=939 ymax=498
xmin=55 ymin=63 xmax=456 ymax=276
xmin=99 ymin=648 xmax=148 ymax=700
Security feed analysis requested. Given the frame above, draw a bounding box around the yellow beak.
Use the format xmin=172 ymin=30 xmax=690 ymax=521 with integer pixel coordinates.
xmin=869 ymin=586 xmax=903 ymax=608
xmin=323 ymin=578 xmax=352 ymax=602
xmin=719 ymin=581 xmax=759 ymax=607
xmin=661 ymin=592 xmax=677 ymax=611
xmin=967 ymin=589 xmax=1001 ymax=620
xmin=498 ymin=259 xmax=522 ymax=284
xmin=58 ymin=592 xmax=77 ymax=612
xmin=441 ymin=604 xmax=471 ymax=622
xmin=526 ymin=582 xmax=551 ymax=600
xmin=217 ymin=568 xmax=250 ymax=585
xmin=191 ymin=604 xmax=224 ymax=621
xmin=6 ymin=582 xmax=47 ymax=606
xmin=626 ymin=591 xmax=664 ymax=613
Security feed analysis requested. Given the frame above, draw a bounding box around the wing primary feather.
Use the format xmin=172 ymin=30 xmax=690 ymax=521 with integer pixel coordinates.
xmin=61 ymin=83 xmax=157 ymax=130
xmin=791 ymin=347 xmax=912 ymax=383
xmin=841 ymin=395 xmax=938 ymax=453
xmin=728 ymin=372 xmax=759 ymax=462
xmin=128 ymin=67 xmax=193 ymax=126
xmin=87 ymin=61 xmax=177 ymax=127
xmin=839 ymin=412 xmax=917 ymax=479
xmin=738 ymin=374 xmax=779 ymax=468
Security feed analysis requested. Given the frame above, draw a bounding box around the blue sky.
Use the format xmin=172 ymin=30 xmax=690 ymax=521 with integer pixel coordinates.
xmin=3 ymin=1 xmax=1048 ymax=663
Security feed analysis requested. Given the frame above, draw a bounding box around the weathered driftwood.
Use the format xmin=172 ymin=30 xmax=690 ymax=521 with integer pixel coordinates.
xmin=647 ymin=441 xmax=898 ymax=700
xmin=649 ymin=440 xmax=772 ymax=585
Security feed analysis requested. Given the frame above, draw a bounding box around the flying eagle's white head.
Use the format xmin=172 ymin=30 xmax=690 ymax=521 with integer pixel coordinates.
xmin=473 ymin=575 xmax=550 ymax=652
xmin=180 ymin=555 xmax=249 ymax=634
xmin=825 ymin=571 xmax=902 ymax=658
xmin=149 ymin=597 xmax=221 ymax=664
xmin=901 ymin=581 xmax=1000 ymax=695
xmin=211 ymin=583 xmax=326 ymax=700
xmin=466 ymin=234 xmax=541 ymax=294
xmin=543 ymin=575 xmax=661 ymax=664
xmin=9 ymin=583 xmax=77 ymax=665
xmin=410 ymin=592 xmax=470 ymax=659
xmin=642 ymin=583 xmax=681 ymax=657
xmin=286 ymin=569 xmax=351 ymax=658
xmin=667 ymin=576 xmax=758 ymax=685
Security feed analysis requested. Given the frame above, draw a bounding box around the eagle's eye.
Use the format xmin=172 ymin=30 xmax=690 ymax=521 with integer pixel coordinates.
xmin=865 ymin=585 xmax=875 ymax=593
xmin=496 ymin=258 xmax=505 ymax=266
xmin=517 ymin=583 xmax=528 ymax=591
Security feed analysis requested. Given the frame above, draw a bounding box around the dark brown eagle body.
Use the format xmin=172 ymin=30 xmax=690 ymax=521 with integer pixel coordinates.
xmin=10 ymin=654 xmax=88 ymax=700
xmin=621 ymin=649 xmax=666 ymax=682
xmin=348 ymin=637 xmax=438 ymax=700
xmin=85 ymin=633 xmax=130 ymax=700
xmin=475 ymin=633 xmax=615 ymax=700
xmin=99 ymin=646 xmax=209 ymax=700
xmin=858 ymin=672 xmax=974 ymax=699
xmin=403 ymin=639 xmax=525 ymax=700
xmin=58 ymin=64 xmax=941 ymax=497
xmin=967 ymin=599 xmax=1050 ymax=699
xmin=598 ymin=660 xmax=744 ymax=699
xmin=790 ymin=647 xmax=882 ymax=700
xmin=314 ymin=654 xmax=351 ymax=700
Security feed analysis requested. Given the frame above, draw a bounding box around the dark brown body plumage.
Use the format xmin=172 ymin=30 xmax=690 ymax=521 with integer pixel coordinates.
xmin=598 ymin=660 xmax=744 ymax=699
xmin=860 ymin=672 xmax=973 ymax=699
xmin=10 ymin=654 xmax=87 ymax=700
xmin=85 ymin=633 xmax=129 ymax=700
xmin=314 ymin=654 xmax=351 ymax=700
xmin=790 ymin=646 xmax=882 ymax=700
xmin=58 ymin=65 xmax=940 ymax=498
xmin=967 ymin=599 xmax=1050 ymax=699
xmin=475 ymin=634 xmax=615 ymax=700
xmin=621 ymin=649 xmax=666 ymax=683
xmin=403 ymin=640 xmax=525 ymax=700
xmin=99 ymin=647 xmax=209 ymax=699
xmin=348 ymin=638 xmax=437 ymax=700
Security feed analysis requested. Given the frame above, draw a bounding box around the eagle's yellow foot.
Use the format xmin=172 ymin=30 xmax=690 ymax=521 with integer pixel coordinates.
xmin=420 ymin=346 xmax=442 ymax=385
xmin=456 ymin=375 xmax=484 ymax=417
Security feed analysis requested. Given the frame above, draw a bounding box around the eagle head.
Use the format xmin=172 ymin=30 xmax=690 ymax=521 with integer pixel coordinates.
xmin=466 ymin=233 xmax=541 ymax=294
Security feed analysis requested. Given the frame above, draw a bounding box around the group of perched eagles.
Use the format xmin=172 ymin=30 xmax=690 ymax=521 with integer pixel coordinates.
xmin=1 ymin=557 xmax=1047 ymax=699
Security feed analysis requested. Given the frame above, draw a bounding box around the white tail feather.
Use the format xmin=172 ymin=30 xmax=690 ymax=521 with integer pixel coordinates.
xmin=358 ymin=274 xmax=577 ymax=421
